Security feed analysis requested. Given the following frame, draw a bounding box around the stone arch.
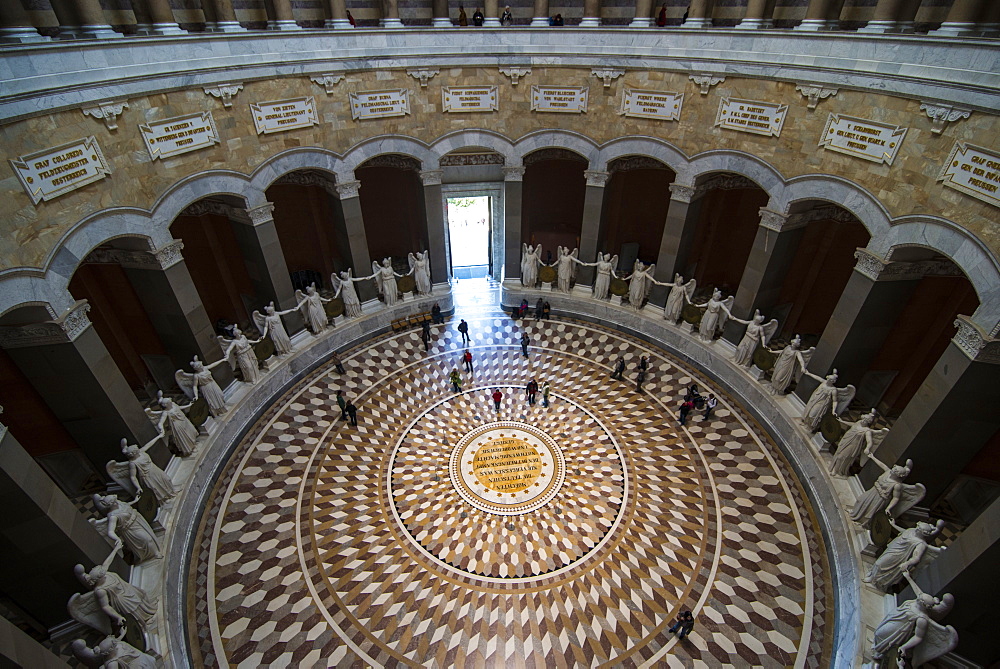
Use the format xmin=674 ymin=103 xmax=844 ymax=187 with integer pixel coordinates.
xmin=683 ymin=150 xmax=785 ymax=200
xmin=250 ymin=147 xmax=343 ymax=192
xmin=339 ymin=135 xmax=438 ymax=178
xmin=430 ymin=129 xmax=516 ymax=165
xmin=777 ymin=174 xmax=892 ymax=240
xmin=150 ymin=170 xmax=264 ymax=227
xmin=594 ymin=136 xmax=689 ymax=175
xmin=870 ymin=218 xmax=1000 ymax=334
xmin=0 ymin=279 xmax=73 ymax=321
xmin=512 ymin=130 xmax=600 ymax=167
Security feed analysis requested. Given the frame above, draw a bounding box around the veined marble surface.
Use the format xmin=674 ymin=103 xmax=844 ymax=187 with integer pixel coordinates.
xmin=1 ymin=28 xmax=998 ymax=121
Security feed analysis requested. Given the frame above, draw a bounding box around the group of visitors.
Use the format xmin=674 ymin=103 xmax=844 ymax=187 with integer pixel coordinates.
xmin=513 ymin=298 xmax=550 ymax=320
xmin=610 ymin=354 xmax=718 ymax=425
xmin=335 ymin=388 xmax=358 ymax=426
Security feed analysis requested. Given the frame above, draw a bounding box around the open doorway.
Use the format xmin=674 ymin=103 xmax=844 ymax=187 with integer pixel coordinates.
xmin=446 ymin=195 xmax=491 ymax=279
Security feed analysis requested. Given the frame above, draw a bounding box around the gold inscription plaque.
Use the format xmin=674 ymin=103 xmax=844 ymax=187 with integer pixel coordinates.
xmin=472 ymin=438 xmax=542 ymax=493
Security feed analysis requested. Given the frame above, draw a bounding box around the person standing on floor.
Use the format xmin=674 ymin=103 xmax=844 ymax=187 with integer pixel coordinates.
xmin=656 ymin=2 xmax=667 ymax=26
xmin=635 ymin=368 xmax=646 ymax=392
xmin=491 ymin=388 xmax=503 ymax=412
xmin=336 ymin=389 xmax=347 ymax=421
xmin=450 ymin=369 xmax=462 ymax=393
xmin=611 ymin=356 xmax=626 ymax=381
xmin=526 ymin=379 xmax=538 ymax=405
xmin=472 ymin=7 xmax=484 ymax=25
xmin=542 ymin=301 xmax=551 ymax=319
xmin=458 ymin=5 xmax=468 ymax=25
xmin=638 ymin=355 xmax=649 ymax=373
xmin=668 ymin=611 xmax=695 ymax=640
xmin=344 ymin=400 xmax=358 ymax=426
xmin=431 ymin=303 xmax=444 ymax=324
xmin=535 ymin=298 xmax=544 ymax=320
xmin=520 ymin=332 xmax=530 ymax=357
xmin=703 ymin=393 xmax=718 ymax=420
xmin=542 ymin=381 xmax=550 ymax=407
xmin=679 ymin=398 xmax=694 ymax=426
xmin=421 ymin=320 xmax=431 ymax=352
xmin=463 ymin=349 xmax=473 ymax=373
xmin=458 ymin=319 xmax=470 ymax=345
xmin=331 ymin=350 xmax=346 ymax=374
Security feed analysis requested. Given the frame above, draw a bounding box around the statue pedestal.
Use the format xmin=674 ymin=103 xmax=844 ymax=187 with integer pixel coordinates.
xmin=810 ymin=433 xmax=827 ymax=450
xmin=402 ymin=292 xmax=414 ymax=302
xmin=817 ymin=439 xmax=833 ymax=454
xmin=748 ymin=365 xmax=768 ymax=381
xmin=541 ymin=282 xmax=552 ymax=292
xmin=610 ymin=296 xmax=623 ymax=306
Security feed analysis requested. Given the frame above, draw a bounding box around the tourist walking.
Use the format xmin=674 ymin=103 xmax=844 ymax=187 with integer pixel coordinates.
xmin=450 ymin=369 xmax=463 ymax=393
xmin=331 ymin=350 xmax=346 ymax=375
xmin=463 ymin=349 xmax=473 ymax=373
xmin=542 ymin=382 xmax=550 ymax=407
xmin=344 ymin=400 xmax=358 ymax=426
xmin=679 ymin=398 xmax=694 ymax=426
xmin=611 ymin=356 xmax=626 ymax=381
xmin=491 ymin=388 xmax=503 ymax=412
xmin=458 ymin=319 xmax=470 ymax=345
xmin=520 ymin=333 xmax=530 ymax=357
xmin=421 ymin=320 xmax=431 ymax=351
xmin=668 ymin=611 xmax=695 ymax=640
xmin=336 ymin=389 xmax=347 ymax=421
xmin=638 ymin=355 xmax=648 ymax=373
xmin=703 ymin=393 xmax=718 ymax=420
xmin=526 ymin=379 xmax=538 ymax=405
xmin=635 ymin=368 xmax=646 ymax=392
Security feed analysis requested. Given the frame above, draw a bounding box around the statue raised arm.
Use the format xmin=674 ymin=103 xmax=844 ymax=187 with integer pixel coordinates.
xmin=661 ymin=275 xmax=695 ymax=323
xmin=296 ymin=283 xmax=331 ymax=335
xmin=726 ymin=309 xmax=779 ymax=367
xmin=90 ymin=493 xmax=161 ymax=563
xmin=331 ymin=268 xmax=366 ymax=318
xmin=217 ymin=327 xmax=263 ymax=385
xmin=69 ymin=550 xmax=156 ymax=636
xmin=408 ymin=250 xmax=432 ymax=294
xmin=71 ymin=634 xmax=157 ymax=669
xmin=850 ymin=457 xmax=926 ymax=528
xmin=693 ymin=289 xmax=734 ymax=341
xmin=769 ymin=335 xmax=814 ymax=395
xmin=106 ymin=435 xmax=177 ymax=504
xmin=871 ymin=573 xmax=957 ymax=665
xmin=373 ymin=258 xmax=402 ymax=306
xmin=865 ymin=519 xmax=945 ymax=591
xmin=591 ymin=253 xmax=619 ymax=300
xmin=252 ymin=302 xmax=294 ymax=355
xmin=175 ymin=355 xmax=228 ymax=417
xmin=144 ymin=391 xmax=198 ymax=457
xmin=799 ymin=369 xmax=855 ymax=432
xmin=829 ymin=409 xmax=889 ymax=476
xmin=627 ymin=261 xmax=656 ymax=310
xmin=555 ymin=246 xmax=580 ymax=292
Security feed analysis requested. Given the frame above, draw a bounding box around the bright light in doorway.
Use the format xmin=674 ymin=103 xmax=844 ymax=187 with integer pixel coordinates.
xmin=447 ymin=196 xmax=490 ymax=268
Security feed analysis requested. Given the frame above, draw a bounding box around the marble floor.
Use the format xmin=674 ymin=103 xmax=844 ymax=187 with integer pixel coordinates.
xmin=186 ymin=281 xmax=833 ymax=667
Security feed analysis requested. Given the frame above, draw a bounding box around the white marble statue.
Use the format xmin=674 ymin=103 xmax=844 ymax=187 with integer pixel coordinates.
xmin=692 ymin=288 xmax=734 ymax=341
xmin=217 ymin=327 xmax=264 ymax=385
xmin=145 ymin=391 xmax=198 ymax=457
xmin=68 ymin=550 xmax=156 ymax=636
xmin=174 ymin=355 xmax=228 ymax=417
xmin=829 ymin=409 xmax=890 ymax=477
xmin=865 ymin=518 xmax=945 ymax=592
xmin=626 ymin=260 xmax=656 ymax=310
xmin=555 ymin=246 xmax=579 ymax=292
xmin=581 ymin=252 xmax=619 ymax=300
xmin=408 ymin=250 xmax=432 ymax=295
xmin=871 ymin=572 xmax=958 ymax=666
xmin=520 ymin=243 xmax=544 ymax=288
xmin=726 ymin=309 xmax=779 ymax=367
xmin=71 ymin=634 xmax=157 ymax=669
xmin=90 ymin=493 xmax=161 ymax=563
xmin=106 ymin=437 xmax=177 ymax=505
xmin=850 ymin=457 xmax=926 ymax=529
xmin=798 ymin=369 xmax=856 ymax=432
xmin=252 ymin=302 xmax=296 ymax=355
xmin=330 ymin=268 xmax=369 ymax=319
xmin=657 ymin=274 xmax=696 ymax=323
xmin=769 ymin=335 xmax=815 ymax=395
xmin=372 ymin=258 xmax=403 ymax=306
xmin=295 ymin=283 xmax=331 ymax=335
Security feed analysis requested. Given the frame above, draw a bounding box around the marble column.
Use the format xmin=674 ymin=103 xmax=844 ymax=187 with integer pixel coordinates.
xmin=49 ymin=0 xmax=119 ymax=38
xmin=722 ymin=208 xmax=807 ymax=344
xmin=0 ymin=302 xmax=159 ymax=471
xmin=795 ymin=249 xmax=920 ymax=401
xmin=503 ymin=166 xmax=525 ymax=283
xmin=0 ymin=424 xmax=126 ymax=630
xmin=421 ymin=170 xmax=449 ymax=290
xmin=630 ymin=0 xmax=652 ymax=27
xmin=680 ymin=0 xmax=713 ymax=28
xmin=530 ymin=0 xmax=549 ymax=26
xmin=139 ymin=0 xmax=185 ymax=34
xmin=0 ymin=0 xmax=49 ymax=42
xmin=904 ymin=493 xmax=1000 ymax=662
xmin=381 ymin=0 xmax=403 ymax=27
xmin=795 ymin=0 xmax=845 ymax=30
xmin=231 ymin=203 xmax=299 ymax=312
xmin=857 ymin=0 xmax=913 ymax=33
xmin=648 ymin=181 xmax=704 ymax=307
xmin=205 ymin=0 xmax=245 ymax=31
xmin=120 ymin=241 xmax=233 ymax=389
xmin=929 ymin=0 xmax=987 ymax=36
xmin=860 ymin=317 xmax=1000 ymax=501
xmin=483 ymin=0 xmax=500 ymax=26
xmin=736 ymin=0 xmax=776 ymax=29
xmin=334 ymin=180 xmax=377 ymax=301
xmin=266 ymin=0 xmax=301 ymax=29
xmin=432 ymin=0 xmax=450 ymax=26
xmin=580 ymin=0 xmax=600 ymax=26
xmin=326 ymin=0 xmax=352 ymax=28
xmin=577 ymin=171 xmax=609 ymax=288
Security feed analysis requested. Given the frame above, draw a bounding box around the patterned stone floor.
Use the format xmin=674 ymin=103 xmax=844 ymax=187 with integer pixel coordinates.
xmin=187 ymin=284 xmax=833 ymax=667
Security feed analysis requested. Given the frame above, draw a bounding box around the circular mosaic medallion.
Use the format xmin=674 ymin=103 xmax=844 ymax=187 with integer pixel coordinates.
xmin=449 ymin=422 xmax=565 ymax=515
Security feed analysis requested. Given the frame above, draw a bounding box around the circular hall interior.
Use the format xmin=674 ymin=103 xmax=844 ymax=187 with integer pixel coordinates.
xmin=0 ymin=1 xmax=999 ymax=667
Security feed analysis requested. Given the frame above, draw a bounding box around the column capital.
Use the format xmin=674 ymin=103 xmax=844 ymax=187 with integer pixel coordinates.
xmin=153 ymin=240 xmax=185 ymax=269
xmin=502 ymin=166 xmax=525 ymax=182
xmin=584 ymin=170 xmax=610 ymax=188
xmin=335 ymin=180 xmax=361 ymax=199
xmin=854 ymin=248 xmax=964 ymax=282
xmin=953 ymin=316 xmax=1000 ymax=364
xmin=419 ymin=170 xmax=443 ymax=186
xmin=246 ymin=202 xmax=276 ymax=225
xmin=82 ymin=241 xmax=184 ymax=270
xmin=758 ymin=208 xmax=790 ymax=232
xmin=0 ymin=301 xmax=91 ymax=349
xmin=668 ymin=182 xmax=697 ymax=203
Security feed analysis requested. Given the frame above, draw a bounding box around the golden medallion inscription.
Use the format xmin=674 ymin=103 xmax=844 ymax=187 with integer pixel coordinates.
xmin=472 ymin=437 xmax=542 ymax=493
